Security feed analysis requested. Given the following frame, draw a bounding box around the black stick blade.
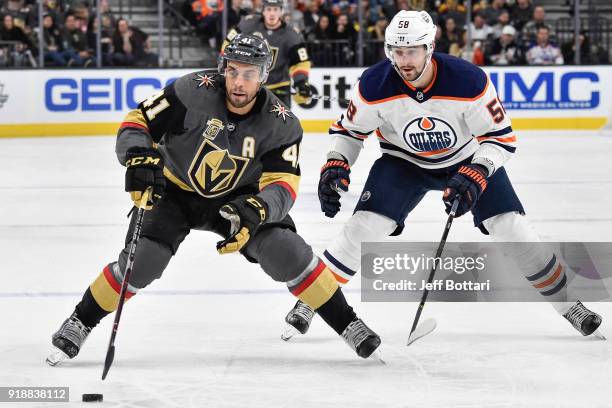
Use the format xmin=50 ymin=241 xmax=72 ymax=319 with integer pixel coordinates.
xmin=101 ymin=345 xmax=115 ymax=380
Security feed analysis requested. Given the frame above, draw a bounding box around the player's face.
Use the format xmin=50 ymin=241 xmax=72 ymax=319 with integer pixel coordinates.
xmin=263 ymin=6 xmax=282 ymax=27
xmin=391 ymin=46 xmax=428 ymax=82
xmin=224 ymin=61 xmax=262 ymax=109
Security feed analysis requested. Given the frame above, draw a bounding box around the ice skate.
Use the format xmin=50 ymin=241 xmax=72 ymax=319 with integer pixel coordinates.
xmin=563 ymin=301 xmax=605 ymax=339
xmin=46 ymin=312 xmax=92 ymax=366
xmin=341 ymin=318 xmax=383 ymax=362
xmin=281 ymin=300 xmax=315 ymax=341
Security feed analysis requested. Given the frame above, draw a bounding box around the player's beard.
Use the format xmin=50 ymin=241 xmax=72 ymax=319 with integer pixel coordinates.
xmin=398 ymin=56 xmax=428 ymax=82
xmin=227 ymin=85 xmax=258 ymax=109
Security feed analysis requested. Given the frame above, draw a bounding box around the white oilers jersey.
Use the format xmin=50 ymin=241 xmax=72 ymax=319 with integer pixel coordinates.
xmin=329 ymin=53 xmax=516 ymax=175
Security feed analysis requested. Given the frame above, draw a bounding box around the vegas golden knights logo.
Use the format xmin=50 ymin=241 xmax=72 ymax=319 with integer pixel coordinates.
xmin=203 ymin=118 xmax=225 ymax=140
xmin=188 ymin=139 xmax=249 ymax=198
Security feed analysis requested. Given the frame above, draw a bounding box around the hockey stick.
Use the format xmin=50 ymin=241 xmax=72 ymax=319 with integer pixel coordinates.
xmin=407 ymin=196 xmax=460 ymax=346
xmin=101 ymin=187 xmax=151 ymax=380
xmin=274 ymin=88 xmax=350 ymax=104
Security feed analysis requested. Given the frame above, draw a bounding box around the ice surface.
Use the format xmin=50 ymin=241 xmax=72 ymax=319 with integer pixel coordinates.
xmin=1 ymin=131 xmax=611 ymax=407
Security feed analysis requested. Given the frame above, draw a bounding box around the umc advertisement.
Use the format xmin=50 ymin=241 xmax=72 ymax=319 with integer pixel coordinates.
xmin=0 ymin=65 xmax=609 ymax=137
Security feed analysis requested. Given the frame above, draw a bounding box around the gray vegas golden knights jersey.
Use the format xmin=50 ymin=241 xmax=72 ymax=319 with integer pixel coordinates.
xmin=226 ymin=16 xmax=311 ymax=92
xmin=116 ymin=70 xmax=302 ymax=223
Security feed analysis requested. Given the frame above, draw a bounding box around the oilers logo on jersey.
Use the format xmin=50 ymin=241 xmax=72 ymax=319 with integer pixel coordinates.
xmin=402 ymin=117 xmax=458 ymax=155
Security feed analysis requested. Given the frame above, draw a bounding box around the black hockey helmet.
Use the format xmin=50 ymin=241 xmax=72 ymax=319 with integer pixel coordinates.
xmin=219 ymin=33 xmax=273 ymax=83
xmin=262 ymin=0 xmax=284 ymax=8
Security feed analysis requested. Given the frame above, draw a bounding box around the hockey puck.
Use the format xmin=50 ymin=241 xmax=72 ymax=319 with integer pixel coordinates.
xmin=82 ymin=393 xmax=103 ymax=402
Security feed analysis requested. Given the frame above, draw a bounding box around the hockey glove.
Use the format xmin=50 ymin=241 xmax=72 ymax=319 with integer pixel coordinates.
xmin=318 ymin=157 xmax=350 ymax=218
xmin=293 ymin=79 xmax=313 ymax=105
xmin=217 ymin=194 xmax=269 ymax=254
xmin=443 ymin=164 xmax=488 ymax=217
xmin=125 ymin=147 xmax=165 ymax=209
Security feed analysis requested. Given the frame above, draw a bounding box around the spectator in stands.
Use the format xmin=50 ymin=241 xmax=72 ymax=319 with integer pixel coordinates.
xmin=481 ymin=0 xmax=507 ymax=26
xmin=286 ymin=0 xmax=305 ymax=32
xmin=366 ymin=0 xmax=386 ymax=25
xmin=368 ymin=15 xmax=388 ymax=41
xmin=561 ymin=31 xmax=610 ymax=65
xmin=332 ymin=13 xmax=355 ymax=65
xmin=87 ymin=16 xmax=113 ymax=66
xmin=29 ymin=0 xmax=63 ymax=27
xmin=521 ymin=6 xmax=555 ymax=47
xmin=487 ymin=24 xmax=523 ymax=65
xmin=509 ymin=0 xmax=533 ymax=32
xmin=74 ymin=4 xmax=91 ymax=33
xmin=308 ymin=10 xmax=333 ymax=65
xmin=450 ymin=30 xmax=485 ymax=65
xmin=302 ymin=0 xmax=323 ymax=38
xmin=61 ymin=13 xmax=93 ymax=66
xmin=469 ymin=12 xmax=493 ymax=42
xmin=190 ymin=0 xmax=223 ymax=45
xmin=42 ymin=13 xmax=70 ymax=66
xmin=491 ymin=9 xmax=510 ymax=39
xmin=0 ymin=13 xmax=36 ymax=66
xmin=310 ymin=12 xmax=331 ymax=41
xmin=526 ymin=26 xmax=563 ymax=65
xmin=438 ymin=0 xmax=466 ymax=27
xmin=333 ymin=13 xmax=356 ymax=42
xmin=111 ymin=17 xmax=158 ymax=67
xmin=1 ymin=0 xmax=34 ymax=30
xmin=98 ymin=0 xmax=116 ymax=27
xmin=436 ymin=16 xmax=461 ymax=54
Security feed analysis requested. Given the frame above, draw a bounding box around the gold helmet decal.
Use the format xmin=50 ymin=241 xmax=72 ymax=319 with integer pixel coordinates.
xmin=189 ymin=140 xmax=249 ymax=197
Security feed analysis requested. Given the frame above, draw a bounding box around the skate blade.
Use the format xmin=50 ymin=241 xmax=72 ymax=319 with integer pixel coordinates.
xmin=369 ymin=349 xmax=386 ymax=365
xmin=46 ymin=348 xmax=70 ymax=366
xmin=281 ymin=324 xmax=300 ymax=341
xmin=407 ymin=318 xmax=437 ymax=346
xmin=593 ymin=330 xmax=607 ymax=340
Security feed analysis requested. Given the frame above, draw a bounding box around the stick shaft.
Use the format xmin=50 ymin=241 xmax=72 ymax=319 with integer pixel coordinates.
xmin=409 ymin=198 xmax=459 ymax=336
xmin=102 ymin=189 xmax=150 ymax=380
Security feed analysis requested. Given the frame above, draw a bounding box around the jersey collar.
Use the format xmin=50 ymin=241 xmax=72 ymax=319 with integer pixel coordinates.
xmin=400 ymin=57 xmax=438 ymax=103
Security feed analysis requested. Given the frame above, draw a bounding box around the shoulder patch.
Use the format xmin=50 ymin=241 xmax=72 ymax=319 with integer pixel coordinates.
xmin=269 ymin=101 xmax=293 ymax=122
xmin=193 ymin=71 xmax=219 ymax=89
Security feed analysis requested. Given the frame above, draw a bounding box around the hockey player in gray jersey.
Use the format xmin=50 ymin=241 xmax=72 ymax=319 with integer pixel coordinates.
xmin=46 ymin=34 xmax=381 ymax=366
xmin=222 ymin=0 xmax=313 ymax=108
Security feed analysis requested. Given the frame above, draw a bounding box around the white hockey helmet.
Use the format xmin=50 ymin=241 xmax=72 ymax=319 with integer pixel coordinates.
xmin=384 ymin=10 xmax=437 ymax=62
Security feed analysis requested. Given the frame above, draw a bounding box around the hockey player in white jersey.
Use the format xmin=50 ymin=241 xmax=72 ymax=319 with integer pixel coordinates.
xmin=282 ymin=10 xmax=603 ymax=341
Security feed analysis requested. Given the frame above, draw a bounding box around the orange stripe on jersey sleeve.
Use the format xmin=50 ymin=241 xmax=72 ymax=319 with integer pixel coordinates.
xmin=476 ymin=135 xmax=517 ymax=143
xmin=259 ymin=172 xmax=300 ymax=201
xmin=120 ymin=109 xmax=149 ymax=131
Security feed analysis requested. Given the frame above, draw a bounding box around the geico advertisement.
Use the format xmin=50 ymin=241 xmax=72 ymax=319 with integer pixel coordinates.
xmin=0 ymin=66 xmax=609 ymax=124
